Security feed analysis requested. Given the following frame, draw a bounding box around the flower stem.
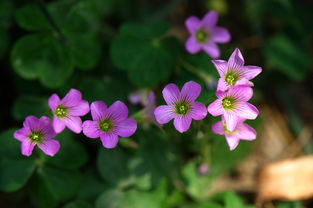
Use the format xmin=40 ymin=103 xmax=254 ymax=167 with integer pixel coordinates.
xmin=179 ymin=58 xmax=215 ymax=86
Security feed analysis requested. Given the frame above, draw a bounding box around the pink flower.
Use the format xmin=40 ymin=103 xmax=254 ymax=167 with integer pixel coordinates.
xmin=212 ymin=118 xmax=256 ymax=150
xmin=207 ymin=85 xmax=258 ymax=131
xmin=185 ymin=11 xmax=231 ymax=58
xmin=48 ymin=89 xmax=90 ymax=134
xmin=82 ymin=101 xmax=137 ymax=149
xmin=154 ymin=81 xmax=207 ymax=133
xmin=14 ymin=116 xmax=60 ymax=156
xmin=212 ymin=48 xmax=262 ymax=91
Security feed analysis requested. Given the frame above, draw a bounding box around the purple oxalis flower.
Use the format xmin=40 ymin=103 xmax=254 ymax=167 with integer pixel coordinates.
xmin=185 ymin=10 xmax=230 ymax=58
xmin=213 ymin=48 xmax=262 ymax=91
xmin=154 ymin=81 xmax=207 ymax=133
xmin=14 ymin=116 xmax=60 ymax=156
xmin=48 ymin=89 xmax=90 ymax=134
xmin=82 ymin=101 xmax=137 ymax=149
xmin=212 ymin=117 xmax=256 ymax=150
xmin=207 ymin=85 xmax=258 ymax=132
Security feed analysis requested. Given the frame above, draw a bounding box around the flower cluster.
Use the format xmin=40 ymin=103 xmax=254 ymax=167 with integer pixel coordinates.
xmin=208 ymin=48 xmax=262 ymax=150
xmin=13 ymin=10 xmax=262 ymax=157
xmin=14 ymin=89 xmax=137 ymax=156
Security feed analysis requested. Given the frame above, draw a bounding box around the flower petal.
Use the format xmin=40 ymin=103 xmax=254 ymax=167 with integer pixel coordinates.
xmin=230 ymin=85 xmax=253 ymax=102
xmin=173 ymin=116 xmax=192 ymax=133
xmin=115 ymin=118 xmax=137 ymax=137
xmin=39 ymin=116 xmax=56 ymax=140
xmin=181 ymin=81 xmax=201 ymax=102
xmin=162 ymin=83 xmax=180 ymax=105
xmin=203 ymin=42 xmax=220 ymax=58
xmin=91 ymin=101 xmax=107 ymax=121
xmin=82 ymin=120 xmax=102 ymax=138
xmin=217 ymin=78 xmax=229 ymax=91
xmin=154 ymin=105 xmax=175 ymax=124
xmin=38 ymin=139 xmax=60 ymax=156
xmin=190 ymin=102 xmax=207 ymax=120
xmin=227 ymin=48 xmax=244 ymax=70
xmin=212 ymin=60 xmax=228 ymax=77
xmin=224 ymin=112 xmax=239 ymax=131
xmin=48 ymin=94 xmax=60 ymax=111
xmin=147 ymin=91 xmax=156 ymax=106
xmin=23 ymin=116 xmax=39 ymax=130
xmin=235 ymin=79 xmax=254 ymax=87
xmin=185 ymin=37 xmax=201 ymax=54
xmin=14 ymin=128 xmax=30 ymax=142
xmin=202 ymin=11 xmax=218 ymax=28
xmin=234 ymin=102 xmax=258 ymax=120
xmin=108 ymin=101 xmax=128 ymax=122
xmin=185 ymin=16 xmax=201 ymax=34
xmin=207 ymin=99 xmax=223 ymax=116
xmin=212 ymin=121 xmax=224 ymax=135
xmin=63 ymin=116 xmax=82 ymax=134
xmin=69 ymin=100 xmax=90 ymax=116
xmin=53 ymin=117 xmax=66 ymax=134
xmin=212 ymin=27 xmax=231 ymax=43
xmin=236 ymin=123 xmax=256 ymax=140
xmin=225 ymin=135 xmax=240 ymax=151
xmin=100 ymin=133 xmax=119 ymax=149
xmin=242 ymin=65 xmax=262 ymax=80
xmin=61 ymin=88 xmax=82 ymax=107
xmin=21 ymin=139 xmax=35 ymax=156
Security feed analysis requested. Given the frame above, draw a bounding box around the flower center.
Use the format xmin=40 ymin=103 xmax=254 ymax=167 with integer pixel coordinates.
xmin=174 ymin=101 xmax=190 ymax=115
xmin=195 ymin=29 xmax=209 ymax=43
xmin=225 ymin=71 xmax=239 ymax=86
xmin=55 ymin=105 xmax=68 ymax=118
xmin=28 ymin=131 xmax=44 ymax=143
xmin=222 ymin=122 xmax=236 ymax=134
xmin=99 ymin=119 xmax=113 ymax=132
xmin=221 ymin=96 xmax=236 ymax=110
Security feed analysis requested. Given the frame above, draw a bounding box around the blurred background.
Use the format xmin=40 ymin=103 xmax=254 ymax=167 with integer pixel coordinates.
xmin=0 ymin=0 xmax=313 ymax=207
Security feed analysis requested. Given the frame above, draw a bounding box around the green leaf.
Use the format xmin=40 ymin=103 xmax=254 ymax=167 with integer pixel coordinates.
xmin=0 ymin=128 xmax=22 ymax=158
xmin=181 ymin=161 xmax=213 ymax=201
xmin=15 ymin=4 xmax=52 ymax=31
xmin=0 ymin=159 xmax=36 ymax=192
xmin=63 ymin=200 xmax=92 ymax=208
xmin=110 ymin=22 xmax=181 ymax=87
xmin=224 ymin=191 xmax=245 ymax=208
xmin=29 ymin=172 xmax=59 ymax=208
xmin=276 ymin=201 xmax=304 ymax=208
xmin=62 ymin=4 xmax=101 ymax=70
xmin=66 ymin=33 xmax=101 ymax=70
xmin=77 ymin=169 xmax=107 ymax=202
xmin=11 ymin=33 xmax=73 ymax=88
xmin=95 ymin=190 xmax=123 ymax=208
xmin=96 ymin=185 xmax=166 ymax=208
xmin=135 ymin=129 xmax=176 ymax=188
xmin=0 ymin=129 xmax=36 ymax=192
xmin=264 ymin=34 xmax=311 ymax=81
xmin=211 ymin=134 xmax=253 ymax=175
xmin=45 ymin=130 xmax=88 ymax=169
xmin=78 ymin=74 xmax=131 ymax=104
xmin=120 ymin=22 xmax=170 ymax=38
xmin=97 ymin=148 xmax=132 ymax=187
xmin=35 ymin=166 xmax=82 ymax=202
xmin=182 ymin=202 xmax=223 ymax=208
xmin=12 ymin=95 xmax=49 ymax=121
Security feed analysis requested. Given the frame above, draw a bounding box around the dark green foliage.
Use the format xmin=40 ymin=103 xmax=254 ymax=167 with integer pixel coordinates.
xmin=0 ymin=0 xmax=311 ymax=207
